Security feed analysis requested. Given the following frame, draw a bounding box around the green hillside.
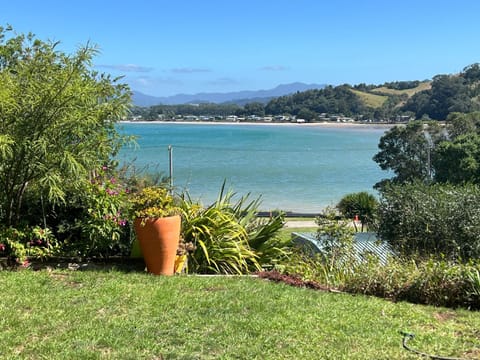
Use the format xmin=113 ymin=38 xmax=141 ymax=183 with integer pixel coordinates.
xmin=350 ymin=89 xmax=388 ymax=108
xmin=371 ymin=81 xmax=432 ymax=96
xmin=133 ymin=63 xmax=480 ymax=122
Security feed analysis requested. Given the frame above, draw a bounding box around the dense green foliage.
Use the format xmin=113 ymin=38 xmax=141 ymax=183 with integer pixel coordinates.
xmin=181 ymin=186 xmax=288 ymax=274
xmin=373 ymin=121 xmax=446 ymax=187
xmin=130 ymin=186 xmax=181 ymax=219
xmin=285 ymin=251 xmax=480 ymax=310
xmin=264 ymin=85 xmax=366 ymax=118
xmin=283 ymin=218 xmax=480 ymax=309
xmin=342 ymin=257 xmax=480 ymax=309
xmin=336 ymin=191 xmax=378 ymax=231
xmin=377 ymin=182 xmax=480 ymax=260
xmin=432 ymin=112 xmax=480 ymax=184
xmin=374 ymin=114 xmax=480 ymax=187
xmin=53 ymin=166 xmax=131 ymax=258
xmin=0 ymin=27 xmax=130 ymax=227
xmin=403 ymin=64 xmax=480 ymax=120
xmin=0 ymin=27 xmax=132 ymax=261
xmin=383 ymin=80 xmax=421 ymax=90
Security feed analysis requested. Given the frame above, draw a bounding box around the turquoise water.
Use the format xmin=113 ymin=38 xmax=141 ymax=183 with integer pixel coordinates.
xmin=117 ymin=123 xmax=390 ymax=213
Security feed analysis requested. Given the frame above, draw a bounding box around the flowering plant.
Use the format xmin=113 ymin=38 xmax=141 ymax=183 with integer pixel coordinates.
xmin=129 ymin=186 xmax=181 ymax=221
xmin=77 ymin=165 xmax=130 ymax=256
xmin=0 ymin=226 xmax=59 ymax=264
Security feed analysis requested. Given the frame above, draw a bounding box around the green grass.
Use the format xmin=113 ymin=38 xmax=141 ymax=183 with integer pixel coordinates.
xmin=350 ymin=89 xmax=388 ymax=108
xmin=1 ymin=270 xmax=479 ymax=359
xmin=370 ymin=81 xmax=432 ymax=97
xmin=278 ymin=226 xmax=317 ymax=243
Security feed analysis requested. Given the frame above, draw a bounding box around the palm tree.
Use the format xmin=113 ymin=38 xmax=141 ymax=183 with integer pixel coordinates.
xmin=337 ymin=192 xmax=379 ymax=231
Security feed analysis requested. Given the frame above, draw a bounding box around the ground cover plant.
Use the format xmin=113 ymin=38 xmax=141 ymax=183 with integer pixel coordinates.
xmin=0 ymin=270 xmax=479 ymax=359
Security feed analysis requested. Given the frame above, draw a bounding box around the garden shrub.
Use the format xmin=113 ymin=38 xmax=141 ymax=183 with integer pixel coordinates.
xmin=56 ymin=166 xmax=131 ymax=258
xmin=342 ymin=258 xmax=480 ymax=309
xmin=278 ymin=216 xmax=480 ymax=309
xmin=0 ymin=225 xmax=59 ymax=263
xmin=377 ymin=182 xmax=480 ymax=260
xmin=0 ymin=27 xmax=130 ymax=228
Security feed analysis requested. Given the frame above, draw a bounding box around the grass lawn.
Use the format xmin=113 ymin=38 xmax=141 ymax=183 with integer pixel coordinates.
xmin=1 ymin=270 xmax=479 ymax=359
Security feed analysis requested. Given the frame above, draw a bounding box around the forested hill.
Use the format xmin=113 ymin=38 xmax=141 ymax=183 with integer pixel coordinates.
xmin=131 ymin=63 xmax=480 ymax=122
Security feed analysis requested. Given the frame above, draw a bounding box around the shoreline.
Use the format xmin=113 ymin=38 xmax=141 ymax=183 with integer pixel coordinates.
xmin=119 ymin=120 xmax=396 ymax=130
xmin=118 ymin=120 xmax=389 ymax=213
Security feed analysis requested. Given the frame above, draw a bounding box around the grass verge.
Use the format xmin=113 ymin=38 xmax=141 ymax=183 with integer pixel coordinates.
xmin=0 ymin=270 xmax=479 ymax=359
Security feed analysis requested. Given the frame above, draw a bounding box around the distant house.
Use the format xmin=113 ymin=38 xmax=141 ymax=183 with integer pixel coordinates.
xmin=395 ymin=115 xmax=413 ymax=122
xmin=274 ymin=115 xmax=289 ymax=122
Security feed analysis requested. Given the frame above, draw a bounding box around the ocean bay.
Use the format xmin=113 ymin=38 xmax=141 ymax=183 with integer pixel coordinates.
xmin=118 ymin=122 xmax=390 ymax=213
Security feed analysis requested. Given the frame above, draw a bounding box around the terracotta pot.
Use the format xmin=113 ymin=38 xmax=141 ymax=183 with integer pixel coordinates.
xmin=133 ymin=215 xmax=181 ymax=275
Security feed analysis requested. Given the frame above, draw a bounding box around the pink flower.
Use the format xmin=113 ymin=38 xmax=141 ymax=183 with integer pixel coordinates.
xmin=0 ymin=243 xmax=5 ymax=252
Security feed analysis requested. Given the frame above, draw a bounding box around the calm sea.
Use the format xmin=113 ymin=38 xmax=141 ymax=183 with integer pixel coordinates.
xmin=117 ymin=122 xmax=390 ymax=213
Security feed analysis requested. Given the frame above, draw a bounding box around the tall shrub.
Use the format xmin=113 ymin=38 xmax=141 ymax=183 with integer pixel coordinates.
xmin=378 ymin=182 xmax=480 ymax=259
xmin=0 ymin=26 xmax=130 ymax=227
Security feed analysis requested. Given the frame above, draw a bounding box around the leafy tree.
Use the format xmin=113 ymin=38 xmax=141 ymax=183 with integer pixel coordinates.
xmin=401 ymin=68 xmax=480 ymax=120
xmin=401 ymin=90 xmax=432 ymax=119
xmin=446 ymin=111 xmax=480 ymax=139
xmin=372 ymin=121 xmax=445 ymax=188
xmin=0 ymin=27 xmax=131 ymax=226
xmin=433 ymin=133 xmax=480 ymax=184
xmin=243 ymin=102 xmax=265 ymax=117
xmin=463 ymin=63 xmax=480 ymax=84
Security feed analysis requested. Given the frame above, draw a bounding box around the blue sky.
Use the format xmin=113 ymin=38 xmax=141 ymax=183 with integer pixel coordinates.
xmin=3 ymin=0 xmax=480 ymax=97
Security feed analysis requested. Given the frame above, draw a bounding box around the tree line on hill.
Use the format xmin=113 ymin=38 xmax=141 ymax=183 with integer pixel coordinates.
xmin=130 ymin=64 xmax=480 ymax=122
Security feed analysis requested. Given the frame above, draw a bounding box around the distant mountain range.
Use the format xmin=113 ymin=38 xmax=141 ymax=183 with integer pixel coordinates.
xmin=132 ymin=82 xmax=326 ymax=107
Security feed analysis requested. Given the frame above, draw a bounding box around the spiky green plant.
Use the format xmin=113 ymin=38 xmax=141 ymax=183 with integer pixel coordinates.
xmin=181 ymin=200 xmax=259 ymax=274
xmin=180 ymin=183 xmax=288 ymax=274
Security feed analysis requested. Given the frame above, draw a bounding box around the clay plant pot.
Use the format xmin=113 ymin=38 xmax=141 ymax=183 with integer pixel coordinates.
xmin=133 ymin=215 xmax=181 ymax=275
